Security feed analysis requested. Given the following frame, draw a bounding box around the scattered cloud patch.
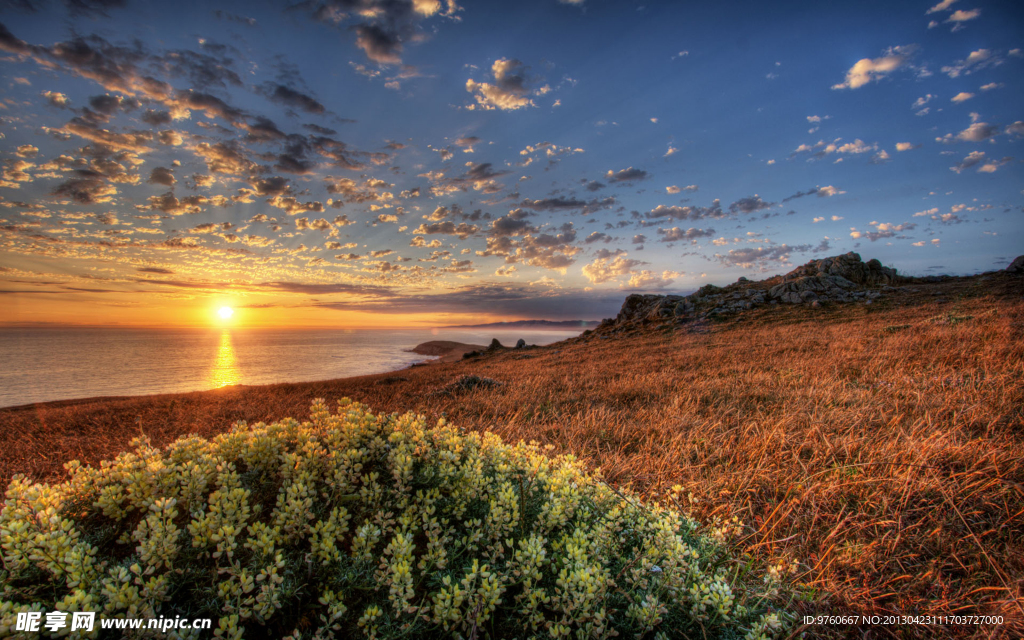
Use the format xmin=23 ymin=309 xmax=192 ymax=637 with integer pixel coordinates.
xmin=466 ymin=59 xmax=548 ymax=111
xmin=605 ymin=167 xmax=649 ymax=183
xmin=832 ymin=45 xmax=916 ymax=90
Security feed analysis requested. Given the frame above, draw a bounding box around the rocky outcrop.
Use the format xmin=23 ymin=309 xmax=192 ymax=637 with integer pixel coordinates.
xmin=1007 ymin=255 xmax=1024 ymax=274
xmin=765 ymin=253 xmax=899 ymax=305
xmin=597 ymin=253 xmax=907 ymax=331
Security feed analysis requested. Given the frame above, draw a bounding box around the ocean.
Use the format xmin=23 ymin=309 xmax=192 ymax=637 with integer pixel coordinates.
xmin=0 ymin=327 xmax=582 ymax=408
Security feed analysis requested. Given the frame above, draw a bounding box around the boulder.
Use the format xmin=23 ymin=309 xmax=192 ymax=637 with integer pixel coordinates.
xmin=1007 ymin=255 xmax=1024 ymax=274
xmin=515 ymin=338 xmax=526 ymax=348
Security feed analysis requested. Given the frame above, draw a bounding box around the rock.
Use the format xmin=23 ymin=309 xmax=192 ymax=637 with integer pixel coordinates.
xmin=515 ymin=338 xmax=526 ymax=349
xmin=1008 ymin=255 xmax=1024 ymax=274
xmin=488 ymin=338 xmax=504 ymax=350
xmin=597 ymin=252 xmax=902 ymax=332
xmin=811 ymin=300 xmax=821 ymax=309
xmin=429 ymin=375 xmax=505 ymax=397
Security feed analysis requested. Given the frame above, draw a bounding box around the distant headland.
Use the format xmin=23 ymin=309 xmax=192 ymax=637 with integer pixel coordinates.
xmin=438 ymin=320 xmax=600 ymax=330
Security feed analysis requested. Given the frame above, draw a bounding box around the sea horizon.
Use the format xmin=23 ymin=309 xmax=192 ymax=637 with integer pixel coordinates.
xmin=0 ymin=326 xmax=582 ymax=409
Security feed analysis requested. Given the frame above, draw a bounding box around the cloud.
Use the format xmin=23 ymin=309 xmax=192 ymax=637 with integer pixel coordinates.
xmin=912 ymin=95 xmax=934 ymax=109
xmin=832 ymin=45 xmax=916 ymax=89
xmin=413 ymin=220 xmax=479 ymax=239
xmin=945 ymin=8 xmax=980 ymax=30
xmin=264 ymin=84 xmax=325 ymax=114
xmin=52 ymin=177 xmax=117 ymax=204
xmin=1 ymin=160 xmax=35 ymax=187
xmin=870 ymin=149 xmax=891 ymax=164
xmin=605 ymin=167 xmax=649 ymax=183
xmin=781 ymin=185 xmax=845 ymax=202
xmin=466 ymin=58 xmax=546 ymax=111
xmin=941 ymin=49 xmax=997 ymax=78
xmin=926 ymin=0 xmax=958 ymax=14
xmin=307 ymin=0 xmax=459 ymax=65
xmin=896 ymin=142 xmax=918 ymax=151
xmin=791 ymin=138 xmax=878 ymax=159
xmin=582 ymin=255 xmax=643 ymax=284
xmin=626 ymin=270 xmax=682 ymax=289
xmin=645 ymin=200 xmax=725 ymax=222
xmin=951 ymin=92 xmax=974 ymax=103
xmin=976 ymin=157 xmax=1012 ymax=173
xmin=488 ymin=209 xmax=538 ymax=237
xmin=41 ymin=90 xmax=71 ymax=108
xmin=195 ymin=142 xmax=256 ymax=176
xmin=353 ymin=24 xmax=402 ymax=65
xmin=519 ymin=196 xmax=615 ymax=215
xmin=656 ymin=227 xmax=715 ymax=243
xmin=60 ymin=118 xmax=153 ymax=152
xmin=936 ymin=121 xmax=1000 ymax=143
xmin=252 ymin=176 xmax=293 ymax=197
xmin=421 ymin=163 xmax=509 ymax=195
xmin=147 ymin=166 xmax=176 ymax=186
xmin=666 ymin=184 xmax=697 ymax=194
xmin=949 ymin=150 xmax=986 ymax=173
xmin=268 ymin=196 xmax=325 ymax=216
xmin=715 ymin=244 xmax=812 ymax=269
xmin=477 ymin=223 xmax=579 ymax=272
xmin=849 ymin=221 xmax=916 ymax=242
xmin=145 ymin=192 xmax=212 ymax=215
xmin=728 ymin=195 xmax=774 ymax=214
xmin=49 ymin=0 xmax=128 ymax=18
xmin=324 ymin=176 xmax=395 ymax=203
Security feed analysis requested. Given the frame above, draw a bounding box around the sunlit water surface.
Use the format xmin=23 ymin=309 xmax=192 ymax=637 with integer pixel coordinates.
xmin=0 ymin=327 xmax=582 ymax=408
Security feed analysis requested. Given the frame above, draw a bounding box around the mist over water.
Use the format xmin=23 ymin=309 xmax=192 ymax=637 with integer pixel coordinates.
xmin=0 ymin=327 xmax=580 ymax=408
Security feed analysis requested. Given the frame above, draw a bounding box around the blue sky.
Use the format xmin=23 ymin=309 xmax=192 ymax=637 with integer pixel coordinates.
xmin=0 ymin=0 xmax=1021 ymax=326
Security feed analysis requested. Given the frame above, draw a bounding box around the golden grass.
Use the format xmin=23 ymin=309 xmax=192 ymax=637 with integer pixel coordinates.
xmin=1 ymin=276 xmax=1022 ymax=637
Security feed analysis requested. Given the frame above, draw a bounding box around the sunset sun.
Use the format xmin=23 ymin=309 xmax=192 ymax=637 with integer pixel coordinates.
xmin=217 ymin=306 xmax=234 ymax=321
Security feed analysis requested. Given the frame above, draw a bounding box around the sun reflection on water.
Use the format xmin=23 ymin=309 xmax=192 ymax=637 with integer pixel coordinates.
xmin=210 ymin=331 xmax=240 ymax=388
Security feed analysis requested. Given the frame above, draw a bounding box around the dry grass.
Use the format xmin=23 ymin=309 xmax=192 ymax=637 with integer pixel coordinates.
xmin=1 ymin=274 xmax=1022 ymax=637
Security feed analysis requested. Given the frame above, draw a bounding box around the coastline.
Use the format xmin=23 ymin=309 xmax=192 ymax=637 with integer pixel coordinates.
xmin=0 ymin=329 xmax=581 ymax=409
xmin=405 ymin=340 xmax=487 ymax=363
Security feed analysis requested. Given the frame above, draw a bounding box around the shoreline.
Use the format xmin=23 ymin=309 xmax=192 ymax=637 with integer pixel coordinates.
xmin=0 ymin=339 xmax=533 ymax=411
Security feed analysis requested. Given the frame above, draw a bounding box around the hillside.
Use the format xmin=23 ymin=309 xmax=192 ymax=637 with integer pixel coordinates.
xmin=1 ymin=254 xmax=1022 ymax=637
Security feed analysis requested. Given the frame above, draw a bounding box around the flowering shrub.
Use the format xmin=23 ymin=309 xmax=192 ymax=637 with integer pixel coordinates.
xmin=1 ymin=399 xmax=794 ymax=639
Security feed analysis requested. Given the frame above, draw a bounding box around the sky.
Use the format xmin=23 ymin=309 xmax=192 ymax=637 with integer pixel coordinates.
xmin=0 ymin=0 xmax=1021 ymax=328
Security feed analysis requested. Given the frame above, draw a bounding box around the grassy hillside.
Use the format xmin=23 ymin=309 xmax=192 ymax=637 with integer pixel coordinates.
xmin=1 ymin=271 xmax=1021 ymax=637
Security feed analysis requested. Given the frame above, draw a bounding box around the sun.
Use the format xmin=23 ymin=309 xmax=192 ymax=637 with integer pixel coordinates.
xmin=218 ymin=306 xmax=234 ymax=320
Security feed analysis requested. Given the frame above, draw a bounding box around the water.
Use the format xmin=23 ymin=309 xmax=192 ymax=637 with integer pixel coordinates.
xmin=0 ymin=327 xmax=581 ymax=408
